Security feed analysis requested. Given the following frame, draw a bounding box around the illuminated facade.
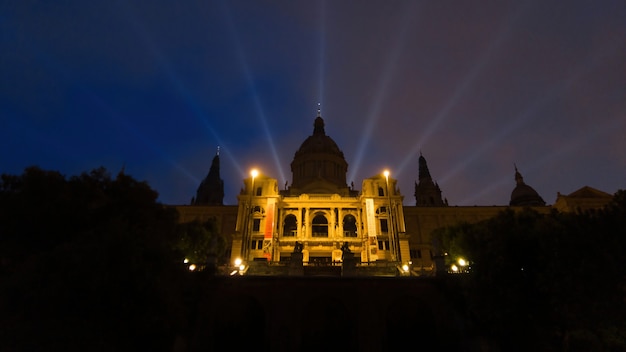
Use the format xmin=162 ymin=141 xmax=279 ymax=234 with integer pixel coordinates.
xmin=230 ymin=112 xmax=410 ymax=269
xmin=175 ymin=110 xmax=613 ymax=275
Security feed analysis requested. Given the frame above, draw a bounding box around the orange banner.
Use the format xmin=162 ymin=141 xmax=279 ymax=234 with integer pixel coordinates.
xmin=263 ymin=198 xmax=275 ymax=260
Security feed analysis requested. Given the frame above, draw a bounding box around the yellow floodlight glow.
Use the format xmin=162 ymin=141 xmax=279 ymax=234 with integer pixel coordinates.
xmin=250 ymin=169 xmax=259 ymax=178
xmin=234 ymin=258 xmax=242 ymax=266
xmin=188 ymin=264 xmax=197 ymax=271
xmin=383 ymin=170 xmax=390 ymax=178
xmin=451 ymin=264 xmax=458 ymax=273
xmin=458 ymin=258 xmax=467 ymax=267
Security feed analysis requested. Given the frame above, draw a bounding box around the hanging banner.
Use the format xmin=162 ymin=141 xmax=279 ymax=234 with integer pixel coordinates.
xmin=365 ymin=198 xmax=378 ymax=261
xmin=263 ymin=198 xmax=275 ymax=260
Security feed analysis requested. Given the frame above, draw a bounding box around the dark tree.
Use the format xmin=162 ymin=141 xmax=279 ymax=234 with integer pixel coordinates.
xmin=434 ymin=191 xmax=626 ymax=351
xmin=176 ymin=218 xmax=227 ymax=269
xmin=0 ymin=167 xmax=189 ymax=351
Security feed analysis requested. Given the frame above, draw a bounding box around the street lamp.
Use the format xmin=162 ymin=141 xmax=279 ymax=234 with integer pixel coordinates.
xmin=383 ymin=170 xmax=400 ymax=262
xmin=458 ymin=258 xmax=468 ymax=273
xmin=242 ymin=169 xmax=258 ymax=261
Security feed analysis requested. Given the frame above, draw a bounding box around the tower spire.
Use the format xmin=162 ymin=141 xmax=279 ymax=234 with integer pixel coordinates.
xmin=313 ymin=103 xmax=326 ymax=135
xmin=514 ymin=163 xmax=524 ymax=185
xmin=194 ymin=147 xmax=225 ymax=205
xmin=414 ymin=153 xmax=446 ymax=206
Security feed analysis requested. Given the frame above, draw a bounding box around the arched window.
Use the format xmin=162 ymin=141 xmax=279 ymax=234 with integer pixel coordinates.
xmin=380 ymin=218 xmax=389 ymax=233
xmin=312 ymin=214 xmax=328 ymax=237
xmin=283 ymin=214 xmax=297 ymax=237
xmin=378 ymin=187 xmax=385 ymax=196
xmin=343 ymin=214 xmax=357 ymax=237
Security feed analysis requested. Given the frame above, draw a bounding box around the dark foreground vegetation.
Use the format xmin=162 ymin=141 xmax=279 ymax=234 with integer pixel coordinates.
xmin=0 ymin=167 xmax=221 ymax=351
xmin=435 ymin=190 xmax=626 ymax=351
xmin=0 ymin=166 xmax=624 ymax=351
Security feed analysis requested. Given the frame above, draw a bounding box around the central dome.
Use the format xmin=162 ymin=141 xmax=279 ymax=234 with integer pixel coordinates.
xmin=294 ymin=116 xmax=344 ymax=157
xmin=290 ymin=114 xmax=349 ymax=195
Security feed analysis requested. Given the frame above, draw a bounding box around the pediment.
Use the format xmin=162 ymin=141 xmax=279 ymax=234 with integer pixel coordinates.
xmin=567 ymin=186 xmax=612 ymax=199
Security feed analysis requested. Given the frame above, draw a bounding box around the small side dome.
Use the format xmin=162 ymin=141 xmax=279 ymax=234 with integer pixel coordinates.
xmin=509 ymin=167 xmax=545 ymax=206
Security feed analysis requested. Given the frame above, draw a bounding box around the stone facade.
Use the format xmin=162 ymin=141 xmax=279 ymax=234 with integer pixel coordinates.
xmin=553 ymin=185 xmax=613 ymax=213
xmin=174 ymin=112 xmax=613 ymax=275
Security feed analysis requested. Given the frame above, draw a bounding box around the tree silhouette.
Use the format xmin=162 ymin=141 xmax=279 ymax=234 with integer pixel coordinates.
xmin=434 ymin=190 xmax=626 ymax=351
xmin=0 ymin=167 xmax=188 ymax=351
xmin=176 ymin=218 xmax=227 ymax=269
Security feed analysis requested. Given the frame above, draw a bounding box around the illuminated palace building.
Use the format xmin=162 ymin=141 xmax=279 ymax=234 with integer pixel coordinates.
xmin=176 ymin=110 xmax=613 ymax=276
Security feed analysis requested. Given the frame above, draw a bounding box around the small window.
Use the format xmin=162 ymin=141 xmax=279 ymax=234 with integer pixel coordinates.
xmin=256 ymin=187 xmax=262 ymax=196
xmin=250 ymin=240 xmax=263 ymax=250
xmin=378 ymin=187 xmax=385 ymax=196
xmin=252 ymin=219 xmax=261 ymax=232
xmin=380 ymin=219 xmax=388 ymax=233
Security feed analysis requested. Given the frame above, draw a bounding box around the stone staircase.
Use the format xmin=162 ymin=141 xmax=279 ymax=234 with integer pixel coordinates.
xmin=303 ymin=265 xmax=342 ymax=277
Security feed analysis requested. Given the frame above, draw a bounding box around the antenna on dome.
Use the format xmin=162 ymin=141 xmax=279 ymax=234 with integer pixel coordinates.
xmin=216 ymin=145 xmax=220 ymax=156
xmin=317 ymin=102 xmax=321 ymax=117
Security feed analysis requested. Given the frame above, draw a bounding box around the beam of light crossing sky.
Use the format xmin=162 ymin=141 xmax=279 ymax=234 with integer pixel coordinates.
xmin=115 ymin=2 xmax=244 ymax=182
xmin=7 ymin=33 xmax=201 ymax=185
xmin=348 ymin=2 xmax=421 ymax=184
xmin=459 ymin=116 xmax=622 ymax=206
xmin=440 ymin=37 xmax=625 ymax=188
xmin=438 ymin=83 xmax=567 ymax=186
xmin=221 ymin=1 xmax=287 ymax=184
xmin=87 ymin=91 xmax=200 ymax=184
xmin=395 ymin=3 xmax=528 ymax=177
xmin=318 ymin=0 xmax=326 ymax=107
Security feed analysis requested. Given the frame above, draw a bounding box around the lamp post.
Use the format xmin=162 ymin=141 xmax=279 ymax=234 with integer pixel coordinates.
xmin=242 ymin=169 xmax=258 ymax=261
xmin=384 ymin=170 xmax=400 ymax=262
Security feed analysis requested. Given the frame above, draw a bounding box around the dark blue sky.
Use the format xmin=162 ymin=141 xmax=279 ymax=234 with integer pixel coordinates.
xmin=2 ymin=0 xmax=624 ymax=206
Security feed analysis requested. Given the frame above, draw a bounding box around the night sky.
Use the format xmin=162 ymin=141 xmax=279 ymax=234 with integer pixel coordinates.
xmin=2 ymin=0 xmax=624 ymax=206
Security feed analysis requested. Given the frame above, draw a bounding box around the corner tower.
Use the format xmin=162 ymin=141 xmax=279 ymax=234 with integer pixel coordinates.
xmin=194 ymin=148 xmax=224 ymax=205
xmin=288 ymin=109 xmax=351 ymax=196
xmin=414 ymin=153 xmax=447 ymax=206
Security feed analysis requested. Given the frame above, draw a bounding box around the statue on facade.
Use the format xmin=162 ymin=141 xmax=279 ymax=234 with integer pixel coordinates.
xmin=293 ymin=241 xmax=304 ymax=253
xmin=341 ymin=241 xmax=351 ymax=260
